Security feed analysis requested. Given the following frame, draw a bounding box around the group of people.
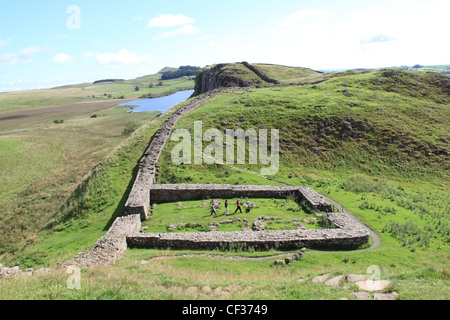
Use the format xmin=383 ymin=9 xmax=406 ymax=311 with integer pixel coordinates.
xmin=210 ymin=199 xmax=247 ymax=216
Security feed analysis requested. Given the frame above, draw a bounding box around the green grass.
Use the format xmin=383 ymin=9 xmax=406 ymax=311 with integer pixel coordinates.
xmin=1 ymin=111 xmax=172 ymax=267
xmin=0 ymin=68 xmax=195 ymax=262
xmin=160 ymin=68 xmax=449 ymax=183
xmin=397 ymin=64 xmax=450 ymax=75
xmin=142 ymin=198 xmax=320 ymax=233
xmin=254 ymin=63 xmax=323 ymax=84
xmin=0 ymin=65 xmax=448 ymax=300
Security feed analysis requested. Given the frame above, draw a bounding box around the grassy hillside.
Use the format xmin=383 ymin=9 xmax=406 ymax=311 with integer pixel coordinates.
xmin=152 ymin=67 xmax=449 ymax=299
xmin=160 ymin=68 xmax=449 ymax=181
xmin=253 ymin=63 xmax=323 ymax=84
xmin=0 ymin=68 xmax=195 ymax=263
xmin=0 ymin=64 xmax=448 ymax=300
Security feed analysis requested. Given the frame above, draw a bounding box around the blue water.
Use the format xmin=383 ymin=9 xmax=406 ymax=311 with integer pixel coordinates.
xmin=119 ymin=90 xmax=194 ymax=113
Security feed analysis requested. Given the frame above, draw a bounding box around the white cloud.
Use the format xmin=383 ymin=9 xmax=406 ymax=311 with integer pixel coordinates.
xmin=0 ymin=38 xmax=11 ymax=49
xmin=154 ymin=25 xmax=200 ymax=40
xmin=208 ymin=41 xmax=227 ymax=51
xmin=0 ymin=46 xmax=43 ymax=66
xmin=53 ymin=53 xmax=74 ymax=63
xmin=148 ymin=13 xmax=195 ymax=28
xmin=258 ymin=0 xmax=449 ymax=70
xmin=281 ymin=9 xmax=330 ymax=27
xmin=199 ymin=35 xmax=213 ymax=41
xmin=95 ymin=49 xmax=153 ymax=64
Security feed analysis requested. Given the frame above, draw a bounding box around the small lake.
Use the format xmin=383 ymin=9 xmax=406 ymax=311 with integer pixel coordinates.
xmin=119 ymin=90 xmax=194 ymax=113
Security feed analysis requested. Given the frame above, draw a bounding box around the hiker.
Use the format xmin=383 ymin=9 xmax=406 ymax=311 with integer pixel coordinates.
xmin=210 ymin=202 xmax=217 ymax=216
xmin=223 ymin=200 xmax=229 ymax=215
xmin=234 ymin=198 xmax=243 ymax=214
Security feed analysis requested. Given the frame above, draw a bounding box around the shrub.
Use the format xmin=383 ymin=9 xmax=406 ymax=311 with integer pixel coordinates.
xmin=122 ymin=120 xmax=140 ymax=136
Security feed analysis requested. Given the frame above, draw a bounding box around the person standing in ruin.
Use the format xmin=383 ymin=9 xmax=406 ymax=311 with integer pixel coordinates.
xmin=234 ymin=198 xmax=243 ymax=214
xmin=223 ymin=200 xmax=229 ymax=215
xmin=211 ymin=202 xmax=217 ymax=216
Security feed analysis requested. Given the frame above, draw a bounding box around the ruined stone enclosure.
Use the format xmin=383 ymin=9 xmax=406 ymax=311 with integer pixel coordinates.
xmin=121 ymin=88 xmax=370 ymax=252
xmin=63 ymin=87 xmax=371 ymax=269
xmin=127 ymin=184 xmax=370 ymax=251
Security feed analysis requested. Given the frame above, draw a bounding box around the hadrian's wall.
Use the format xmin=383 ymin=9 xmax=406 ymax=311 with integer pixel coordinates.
xmin=53 ymin=80 xmax=371 ymax=270
xmin=124 ymin=88 xmax=228 ymax=220
xmin=126 ymin=211 xmax=370 ymax=251
xmin=241 ymin=61 xmax=281 ymax=85
xmin=60 ymin=214 xmax=141 ymax=268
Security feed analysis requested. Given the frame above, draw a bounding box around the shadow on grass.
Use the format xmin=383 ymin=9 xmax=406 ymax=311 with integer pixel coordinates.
xmin=102 ymin=162 xmax=140 ymax=232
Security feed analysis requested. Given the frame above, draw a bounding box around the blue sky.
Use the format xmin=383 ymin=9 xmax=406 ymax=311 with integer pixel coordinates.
xmin=0 ymin=0 xmax=448 ymax=92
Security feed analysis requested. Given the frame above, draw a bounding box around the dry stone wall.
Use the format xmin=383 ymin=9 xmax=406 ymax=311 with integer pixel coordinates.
xmin=60 ymin=214 xmax=141 ymax=268
xmin=43 ymin=82 xmax=370 ymax=271
xmin=150 ymin=184 xmax=299 ymax=204
xmin=124 ymin=89 xmax=226 ymax=220
xmin=241 ymin=62 xmax=281 ymax=85
xmin=150 ymin=184 xmax=333 ymax=213
xmin=127 ymin=211 xmax=370 ymax=251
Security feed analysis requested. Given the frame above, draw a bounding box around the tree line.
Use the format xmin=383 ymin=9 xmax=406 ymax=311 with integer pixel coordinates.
xmin=161 ymin=66 xmax=201 ymax=80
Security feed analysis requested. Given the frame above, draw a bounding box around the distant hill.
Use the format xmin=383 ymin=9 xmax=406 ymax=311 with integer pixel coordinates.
xmin=398 ymin=64 xmax=450 ymax=75
xmin=161 ymin=66 xmax=201 ymax=80
xmin=194 ymin=62 xmax=325 ymax=95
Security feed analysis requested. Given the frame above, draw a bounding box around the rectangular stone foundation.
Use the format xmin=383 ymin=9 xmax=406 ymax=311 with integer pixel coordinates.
xmin=149 ymin=184 xmax=333 ymax=213
xmin=127 ymin=230 xmax=369 ymax=251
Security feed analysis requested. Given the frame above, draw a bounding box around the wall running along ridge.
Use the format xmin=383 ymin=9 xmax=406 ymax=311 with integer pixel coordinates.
xmin=56 ymin=89 xmax=225 ymax=268
xmin=49 ymin=75 xmax=371 ymax=270
xmin=59 ymin=214 xmax=142 ymax=268
xmin=124 ymin=88 xmax=227 ymax=220
xmin=241 ymin=61 xmax=281 ymax=85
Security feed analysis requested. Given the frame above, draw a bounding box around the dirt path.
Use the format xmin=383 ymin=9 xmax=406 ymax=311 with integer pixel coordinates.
xmin=143 ymin=253 xmax=291 ymax=263
xmin=322 ymin=195 xmax=381 ymax=251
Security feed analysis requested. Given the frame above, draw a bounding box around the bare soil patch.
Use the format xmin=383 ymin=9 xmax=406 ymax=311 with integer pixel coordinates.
xmin=0 ymin=100 xmax=123 ymax=133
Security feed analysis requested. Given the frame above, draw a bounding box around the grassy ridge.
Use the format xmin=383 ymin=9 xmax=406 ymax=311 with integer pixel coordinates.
xmin=149 ymin=67 xmax=448 ymax=299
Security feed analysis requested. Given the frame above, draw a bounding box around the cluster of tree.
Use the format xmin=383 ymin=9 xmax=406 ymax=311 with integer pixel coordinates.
xmin=93 ymin=79 xmax=125 ymax=84
xmin=161 ymin=66 xmax=201 ymax=80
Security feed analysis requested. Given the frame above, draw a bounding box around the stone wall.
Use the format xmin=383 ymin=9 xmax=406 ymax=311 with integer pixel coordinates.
xmin=54 ymin=82 xmax=370 ymax=270
xmin=60 ymin=214 xmax=141 ymax=268
xmin=149 ymin=184 xmax=333 ymax=213
xmin=127 ymin=211 xmax=369 ymax=251
xmin=298 ymin=186 xmax=333 ymax=212
xmin=124 ymin=89 xmax=225 ymax=220
xmin=150 ymin=184 xmax=298 ymax=204
xmin=241 ymin=61 xmax=281 ymax=85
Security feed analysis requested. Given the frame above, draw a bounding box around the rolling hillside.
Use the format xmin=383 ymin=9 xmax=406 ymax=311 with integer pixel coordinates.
xmin=1 ymin=62 xmax=449 ymax=300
